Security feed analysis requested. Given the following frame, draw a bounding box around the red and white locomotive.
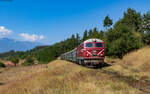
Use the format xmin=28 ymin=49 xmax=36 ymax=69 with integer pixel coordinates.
xmin=61 ymin=38 xmax=105 ymax=66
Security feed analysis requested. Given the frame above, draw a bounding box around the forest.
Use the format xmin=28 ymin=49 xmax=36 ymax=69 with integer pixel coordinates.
xmin=0 ymin=8 xmax=150 ymax=65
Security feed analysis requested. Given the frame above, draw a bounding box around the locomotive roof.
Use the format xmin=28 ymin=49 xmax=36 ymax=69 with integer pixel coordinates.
xmin=84 ymin=38 xmax=103 ymax=43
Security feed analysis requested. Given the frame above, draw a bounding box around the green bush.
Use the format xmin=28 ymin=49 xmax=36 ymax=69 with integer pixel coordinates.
xmin=22 ymin=57 xmax=34 ymax=66
xmin=11 ymin=57 xmax=19 ymax=66
xmin=0 ymin=62 xmax=5 ymax=68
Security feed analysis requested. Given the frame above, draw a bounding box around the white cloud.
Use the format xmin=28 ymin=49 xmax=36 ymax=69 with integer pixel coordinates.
xmin=0 ymin=26 xmax=12 ymax=38
xmin=19 ymin=33 xmax=45 ymax=42
xmin=39 ymin=35 xmax=44 ymax=40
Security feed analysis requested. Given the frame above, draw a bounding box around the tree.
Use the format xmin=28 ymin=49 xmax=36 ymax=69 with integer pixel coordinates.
xmin=71 ymin=34 xmax=76 ymax=47
xmin=99 ymin=30 xmax=105 ymax=40
xmin=11 ymin=57 xmax=19 ymax=66
xmin=92 ymin=27 xmax=99 ymax=38
xmin=83 ymin=30 xmax=88 ymax=41
xmin=143 ymin=32 xmax=150 ymax=45
xmin=142 ymin=11 xmax=150 ymax=32
xmin=103 ymin=15 xmax=113 ymax=30
xmin=88 ymin=29 xmax=93 ymax=38
xmin=122 ymin=8 xmax=142 ymax=32
xmin=142 ymin=11 xmax=150 ymax=45
xmin=105 ymin=21 xmax=143 ymax=58
xmin=76 ymin=33 xmax=81 ymax=46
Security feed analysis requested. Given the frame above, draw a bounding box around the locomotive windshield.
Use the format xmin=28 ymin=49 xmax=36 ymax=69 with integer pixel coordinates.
xmin=96 ymin=43 xmax=103 ymax=47
xmin=86 ymin=43 xmax=93 ymax=47
xmin=86 ymin=43 xmax=103 ymax=48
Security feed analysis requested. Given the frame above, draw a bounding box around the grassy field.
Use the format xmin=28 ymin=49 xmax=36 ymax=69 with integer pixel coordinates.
xmin=0 ymin=47 xmax=150 ymax=94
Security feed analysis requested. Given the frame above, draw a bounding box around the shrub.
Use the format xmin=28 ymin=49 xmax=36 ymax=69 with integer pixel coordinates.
xmin=11 ymin=57 xmax=19 ymax=66
xmin=22 ymin=57 xmax=34 ymax=66
xmin=0 ymin=62 xmax=5 ymax=68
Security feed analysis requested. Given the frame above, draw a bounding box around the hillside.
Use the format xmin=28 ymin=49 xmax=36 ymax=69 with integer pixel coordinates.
xmin=0 ymin=47 xmax=150 ymax=94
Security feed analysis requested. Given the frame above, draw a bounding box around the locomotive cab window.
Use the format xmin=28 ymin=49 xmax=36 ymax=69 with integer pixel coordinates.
xmin=95 ymin=43 xmax=103 ymax=47
xmin=86 ymin=43 xmax=93 ymax=47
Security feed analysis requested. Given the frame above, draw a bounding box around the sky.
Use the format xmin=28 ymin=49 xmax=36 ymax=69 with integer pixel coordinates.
xmin=0 ymin=0 xmax=150 ymax=45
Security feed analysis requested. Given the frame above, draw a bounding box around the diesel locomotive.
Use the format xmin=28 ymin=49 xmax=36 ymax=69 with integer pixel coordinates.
xmin=61 ymin=38 xmax=105 ymax=66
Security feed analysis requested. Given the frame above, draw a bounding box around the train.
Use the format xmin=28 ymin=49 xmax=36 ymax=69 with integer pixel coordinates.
xmin=61 ymin=38 xmax=105 ymax=66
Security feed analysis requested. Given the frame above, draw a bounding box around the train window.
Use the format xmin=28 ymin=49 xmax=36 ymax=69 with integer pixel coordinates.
xmin=86 ymin=43 xmax=93 ymax=47
xmin=95 ymin=43 xmax=103 ymax=47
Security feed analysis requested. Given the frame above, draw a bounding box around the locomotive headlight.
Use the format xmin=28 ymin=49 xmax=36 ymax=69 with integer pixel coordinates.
xmin=100 ymin=54 xmax=103 ymax=56
xmin=93 ymin=50 xmax=97 ymax=56
xmin=93 ymin=50 xmax=97 ymax=53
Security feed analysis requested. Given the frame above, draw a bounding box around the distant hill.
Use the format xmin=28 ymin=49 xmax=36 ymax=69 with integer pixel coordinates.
xmin=0 ymin=38 xmax=42 ymax=53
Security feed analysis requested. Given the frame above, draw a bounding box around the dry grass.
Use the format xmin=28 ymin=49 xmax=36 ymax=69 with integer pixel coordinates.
xmin=0 ymin=64 xmax=48 ymax=86
xmin=0 ymin=60 xmax=140 ymax=94
xmin=107 ymin=47 xmax=150 ymax=80
xmin=0 ymin=47 xmax=150 ymax=94
xmin=0 ymin=68 xmax=3 ymax=73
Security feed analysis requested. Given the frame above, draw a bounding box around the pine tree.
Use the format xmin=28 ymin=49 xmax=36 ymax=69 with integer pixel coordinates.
xmin=99 ymin=30 xmax=105 ymax=40
xmin=83 ymin=30 xmax=88 ymax=41
xmin=71 ymin=34 xmax=76 ymax=48
xmin=103 ymin=15 xmax=113 ymax=30
xmin=88 ymin=29 xmax=93 ymax=38
xmin=76 ymin=33 xmax=80 ymax=46
xmin=92 ymin=27 xmax=99 ymax=38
